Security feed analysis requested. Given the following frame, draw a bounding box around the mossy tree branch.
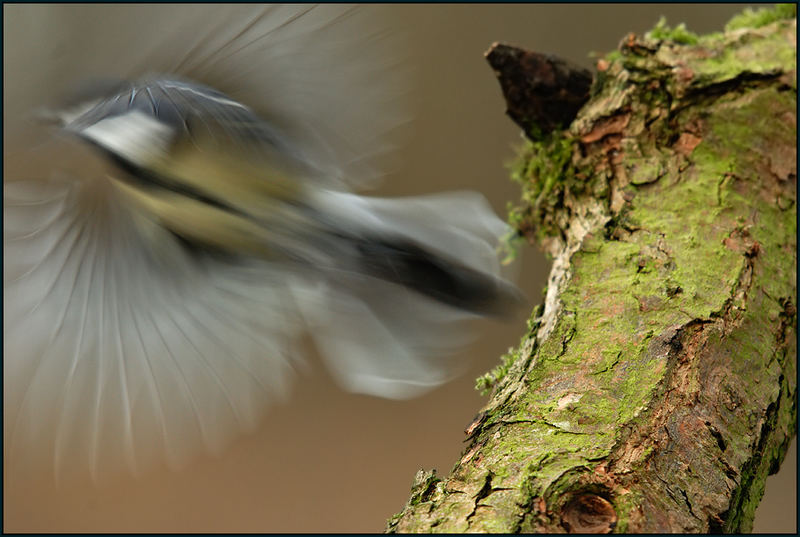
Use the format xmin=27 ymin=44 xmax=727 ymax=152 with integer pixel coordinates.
xmin=387 ymin=7 xmax=796 ymax=534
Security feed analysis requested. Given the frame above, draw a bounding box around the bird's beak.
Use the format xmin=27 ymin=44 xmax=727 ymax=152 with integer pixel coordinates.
xmin=31 ymin=107 xmax=66 ymax=127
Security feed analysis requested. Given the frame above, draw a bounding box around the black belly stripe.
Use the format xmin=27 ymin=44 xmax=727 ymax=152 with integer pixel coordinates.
xmin=95 ymin=143 xmax=245 ymax=217
xmin=92 ymin=142 xmax=323 ymax=260
xmin=93 ymin=144 xmax=264 ymax=258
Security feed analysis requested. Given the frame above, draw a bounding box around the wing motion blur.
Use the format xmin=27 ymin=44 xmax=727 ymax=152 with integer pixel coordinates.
xmin=4 ymin=5 xmax=524 ymax=482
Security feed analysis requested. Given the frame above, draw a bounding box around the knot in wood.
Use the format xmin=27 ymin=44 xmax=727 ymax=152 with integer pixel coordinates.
xmin=561 ymin=493 xmax=617 ymax=534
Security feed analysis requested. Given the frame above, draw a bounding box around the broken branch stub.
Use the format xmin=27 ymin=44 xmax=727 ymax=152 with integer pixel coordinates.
xmin=485 ymin=42 xmax=593 ymax=138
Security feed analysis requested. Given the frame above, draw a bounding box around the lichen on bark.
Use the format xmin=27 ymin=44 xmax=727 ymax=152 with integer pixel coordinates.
xmin=388 ymin=6 xmax=795 ymax=534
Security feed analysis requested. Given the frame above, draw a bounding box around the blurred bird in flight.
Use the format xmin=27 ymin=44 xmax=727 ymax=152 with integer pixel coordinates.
xmin=4 ymin=4 xmax=523 ymax=482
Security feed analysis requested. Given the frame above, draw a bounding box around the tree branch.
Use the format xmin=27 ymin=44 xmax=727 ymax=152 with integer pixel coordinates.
xmin=387 ymin=7 xmax=796 ymax=533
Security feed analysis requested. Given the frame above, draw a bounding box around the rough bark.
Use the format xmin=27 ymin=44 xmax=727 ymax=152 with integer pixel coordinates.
xmin=387 ymin=9 xmax=796 ymax=534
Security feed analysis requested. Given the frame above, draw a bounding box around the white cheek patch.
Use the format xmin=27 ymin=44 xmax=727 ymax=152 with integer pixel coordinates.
xmin=78 ymin=110 xmax=174 ymax=167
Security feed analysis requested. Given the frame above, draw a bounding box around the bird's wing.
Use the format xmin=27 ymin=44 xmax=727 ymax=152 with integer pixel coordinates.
xmin=3 ymin=157 xmax=306 ymax=482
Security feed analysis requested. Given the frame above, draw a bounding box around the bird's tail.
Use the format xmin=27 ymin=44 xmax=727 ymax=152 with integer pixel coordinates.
xmin=290 ymin=189 xmax=525 ymax=399
xmin=341 ymin=232 xmax=520 ymax=317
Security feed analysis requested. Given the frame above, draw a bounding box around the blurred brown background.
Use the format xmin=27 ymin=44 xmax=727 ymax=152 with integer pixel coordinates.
xmin=4 ymin=4 xmax=795 ymax=533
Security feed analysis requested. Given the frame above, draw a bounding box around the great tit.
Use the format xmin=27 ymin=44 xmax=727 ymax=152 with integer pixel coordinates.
xmin=4 ymin=4 xmax=524 ymax=481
